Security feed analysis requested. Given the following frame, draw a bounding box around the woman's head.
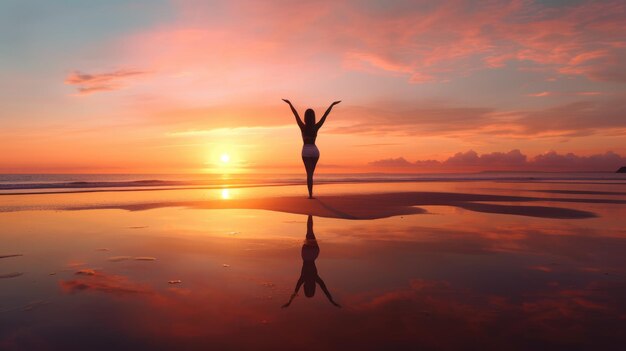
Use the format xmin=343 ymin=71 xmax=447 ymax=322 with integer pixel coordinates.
xmin=304 ymin=109 xmax=316 ymax=126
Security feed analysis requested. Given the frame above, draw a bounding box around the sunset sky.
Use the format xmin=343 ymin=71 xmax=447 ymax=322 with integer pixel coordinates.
xmin=1 ymin=0 xmax=625 ymax=173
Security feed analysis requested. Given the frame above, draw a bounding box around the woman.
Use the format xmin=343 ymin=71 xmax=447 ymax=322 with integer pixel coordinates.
xmin=282 ymin=99 xmax=341 ymax=199
xmin=282 ymin=215 xmax=340 ymax=308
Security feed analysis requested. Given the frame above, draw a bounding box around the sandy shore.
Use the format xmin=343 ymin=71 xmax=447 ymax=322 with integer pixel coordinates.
xmin=2 ymin=180 xmax=626 ymax=350
xmin=2 ymin=180 xmax=624 ymax=219
xmin=57 ymin=191 xmax=615 ymax=219
xmin=78 ymin=192 xmax=604 ymax=219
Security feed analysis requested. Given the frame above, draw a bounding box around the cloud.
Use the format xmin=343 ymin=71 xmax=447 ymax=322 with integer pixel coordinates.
xmin=100 ymin=1 xmax=625 ymax=140
xmin=444 ymin=149 xmax=527 ymax=168
xmin=123 ymin=0 xmax=626 ymax=87
xmin=532 ymin=150 xmax=626 ymax=170
xmin=336 ymin=1 xmax=626 ymax=83
xmin=369 ymin=150 xmax=626 ymax=171
xmin=65 ymin=69 xmax=149 ymax=95
xmin=328 ymin=104 xmax=498 ymax=136
xmin=327 ymin=96 xmax=626 ymax=138
xmin=516 ymin=98 xmax=626 ymax=135
xmin=368 ymin=157 xmax=413 ymax=167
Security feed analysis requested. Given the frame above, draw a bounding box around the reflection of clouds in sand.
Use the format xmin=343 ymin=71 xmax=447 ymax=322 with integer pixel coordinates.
xmin=327 ymin=223 xmax=626 ymax=264
xmin=1 ymin=189 xmax=622 ymax=349
xmin=1 ymin=300 xmax=48 ymax=313
xmin=60 ymin=271 xmax=153 ymax=296
xmin=529 ymin=265 xmax=554 ymax=273
xmin=0 ymin=272 xmax=23 ymax=279
xmin=342 ymin=279 xmax=625 ymax=348
xmin=55 ymin=271 xmax=626 ymax=349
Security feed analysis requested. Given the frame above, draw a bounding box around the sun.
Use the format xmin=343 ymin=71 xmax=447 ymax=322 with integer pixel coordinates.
xmin=220 ymin=153 xmax=230 ymax=163
xmin=221 ymin=188 xmax=230 ymax=199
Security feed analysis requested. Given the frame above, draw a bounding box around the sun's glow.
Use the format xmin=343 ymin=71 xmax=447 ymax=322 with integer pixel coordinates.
xmin=220 ymin=154 xmax=230 ymax=163
xmin=221 ymin=188 xmax=230 ymax=199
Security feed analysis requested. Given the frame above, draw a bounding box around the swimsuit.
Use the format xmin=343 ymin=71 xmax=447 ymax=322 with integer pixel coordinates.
xmin=302 ymin=144 xmax=320 ymax=158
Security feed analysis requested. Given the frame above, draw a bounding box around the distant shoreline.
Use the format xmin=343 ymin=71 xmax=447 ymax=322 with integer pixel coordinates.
xmin=1 ymin=172 xmax=625 ymax=196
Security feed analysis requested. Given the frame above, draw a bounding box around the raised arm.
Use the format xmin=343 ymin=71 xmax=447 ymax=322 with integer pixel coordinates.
xmin=316 ymin=276 xmax=341 ymax=307
xmin=282 ymin=99 xmax=304 ymax=128
xmin=282 ymin=277 xmax=304 ymax=308
xmin=315 ymin=100 xmax=341 ymax=129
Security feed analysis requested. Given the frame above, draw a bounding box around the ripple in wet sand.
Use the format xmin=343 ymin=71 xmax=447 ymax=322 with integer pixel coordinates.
xmin=107 ymin=256 xmax=157 ymax=262
xmin=75 ymin=269 xmax=96 ymax=276
xmin=0 ymin=272 xmax=23 ymax=279
xmin=0 ymin=254 xmax=23 ymax=259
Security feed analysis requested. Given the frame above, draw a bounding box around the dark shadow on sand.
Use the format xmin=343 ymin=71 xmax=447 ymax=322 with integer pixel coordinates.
xmin=56 ymin=191 xmax=604 ymax=220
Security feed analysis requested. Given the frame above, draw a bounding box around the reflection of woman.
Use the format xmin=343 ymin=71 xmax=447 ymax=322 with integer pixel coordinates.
xmin=282 ymin=99 xmax=341 ymax=199
xmin=282 ymin=215 xmax=340 ymax=308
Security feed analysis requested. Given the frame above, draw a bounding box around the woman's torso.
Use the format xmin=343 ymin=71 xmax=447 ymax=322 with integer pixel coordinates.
xmin=300 ymin=125 xmax=317 ymax=144
xmin=301 ymin=242 xmax=320 ymax=262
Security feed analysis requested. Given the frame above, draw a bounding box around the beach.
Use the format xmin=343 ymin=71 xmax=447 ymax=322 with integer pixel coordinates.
xmin=1 ymin=174 xmax=626 ymax=350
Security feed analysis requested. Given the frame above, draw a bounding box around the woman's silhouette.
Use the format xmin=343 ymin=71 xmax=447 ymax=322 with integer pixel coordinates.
xmin=282 ymin=215 xmax=340 ymax=308
xmin=283 ymin=99 xmax=341 ymax=199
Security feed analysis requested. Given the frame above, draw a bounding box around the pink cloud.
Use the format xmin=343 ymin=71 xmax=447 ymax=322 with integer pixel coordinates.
xmin=337 ymin=1 xmax=626 ymax=82
xmin=367 ymin=157 xmax=413 ymax=167
xmin=532 ymin=150 xmax=626 ymax=171
xmin=445 ymin=149 xmax=528 ymax=168
xmin=117 ymin=0 xmax=626 ymax=87
xmin=369 ymin=150 xmax=626 ymax=172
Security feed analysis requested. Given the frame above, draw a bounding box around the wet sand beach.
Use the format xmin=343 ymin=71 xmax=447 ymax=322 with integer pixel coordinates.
xmin=1 ymin=179 xmax=626 ymax=350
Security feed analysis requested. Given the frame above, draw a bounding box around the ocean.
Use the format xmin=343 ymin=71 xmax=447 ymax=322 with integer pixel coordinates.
xmin=1 ymin=172 xmax=624 ymax=194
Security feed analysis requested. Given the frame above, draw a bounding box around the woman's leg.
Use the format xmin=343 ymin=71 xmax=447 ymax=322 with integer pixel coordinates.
xmin=302 ymin=156 xmax=319 ymax=198
xmin=306 ymin=215 xmax=315 ymax=240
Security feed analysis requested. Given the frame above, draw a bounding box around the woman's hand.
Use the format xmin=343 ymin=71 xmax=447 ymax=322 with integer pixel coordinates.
xmin=332 ymin=100 xmax=341 ymax=106
xmin=281 ymin=292 xmax=297 ymax=308
xmin=282 ymin=99 xmax=291 ymax=104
